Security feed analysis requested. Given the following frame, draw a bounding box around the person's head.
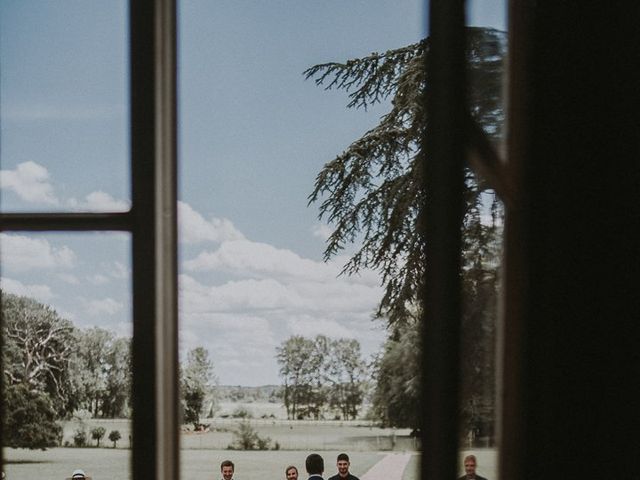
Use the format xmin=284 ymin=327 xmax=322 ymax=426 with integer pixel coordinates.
xmin=336 ymin=453 xmax=350 ymax=477
xmin=463 ymin=455 xmax=477 ymax=477
xmin=221 ymin=460 xmax=235 ymax=480
xmin=67 ymin=469 xmax=90 ymax=480
xmin=305 ymin=453 xmax=324 ymax=476
xmin=286 ymin=466 xmax=299 ymax=480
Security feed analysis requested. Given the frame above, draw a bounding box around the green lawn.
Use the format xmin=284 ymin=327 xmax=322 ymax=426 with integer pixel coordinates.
xmin=4 ymin=448 xmax=385 ymax=480
xmin=4 ymin=417 xmax=495 ymax=480
xmin=4 ymin=447 xmax=497 ymax=480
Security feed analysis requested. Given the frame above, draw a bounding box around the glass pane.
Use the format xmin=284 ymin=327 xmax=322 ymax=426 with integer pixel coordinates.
xmin=0 ymin=1 xmax=130 ymax=213
xmin=466 ymin=0 xmax=508 ymax=149
xmin=1 ymin=232 xmax=132 ymax=480
xmin=178 ymin=0 xmax=423 ymax=478
xmin=457 ymin=3 xmax=507 ymax=479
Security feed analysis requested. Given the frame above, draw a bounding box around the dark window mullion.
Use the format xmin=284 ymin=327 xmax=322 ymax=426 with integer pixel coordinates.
xmin=130 ymin=0 xmax=159 ymax=478
xmin=421 ymin=2 xmax=467 ymax=480
xmin=0 ymin=212 xmax=133 ymax=232
xmin=130 ymin=1 xmax=179 ymax=480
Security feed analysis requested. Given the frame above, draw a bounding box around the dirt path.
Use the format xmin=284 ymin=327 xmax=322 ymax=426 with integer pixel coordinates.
xmin=361 ymin=453 xmax=413 ymax=480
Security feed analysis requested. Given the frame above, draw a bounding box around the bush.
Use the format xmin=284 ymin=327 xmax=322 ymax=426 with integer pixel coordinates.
xmin=231 ymin=406 xmax=253 ymax=419
xmin=228 ymin=420 xmax=271 ymax=450
xmin=108 ymin=430 xmax=122 ymax=448
xmin=3 ymin=384 xmax=63 ymax=450
xmin=73 ymin=427 xmax=88 ymax=447
xmin=90 ymin=426 xmax=106 ymax=447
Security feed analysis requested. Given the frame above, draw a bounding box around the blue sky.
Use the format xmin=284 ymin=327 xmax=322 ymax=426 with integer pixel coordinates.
xmin=1 ymin=1 xmax=505 ymax=386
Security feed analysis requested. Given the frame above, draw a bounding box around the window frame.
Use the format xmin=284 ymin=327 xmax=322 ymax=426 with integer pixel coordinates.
xmin=0 ymin=1 xmax=179 ymax=479
xmin=1 ymin=1 xmax=523 ymax=479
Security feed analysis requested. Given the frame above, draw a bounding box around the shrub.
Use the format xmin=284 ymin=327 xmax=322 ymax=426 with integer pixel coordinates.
xmin=228 ymin=420 xmax=271 ymax=450
xmin=90 ymin=426 xmax=106 ymax=447
xmin=108 ymin=430 xmax=122 ymax=448
xmin=231 ymin=406 xmax=253 ymax=419
xmin=73 ymin=428 xmax=87 ymax=447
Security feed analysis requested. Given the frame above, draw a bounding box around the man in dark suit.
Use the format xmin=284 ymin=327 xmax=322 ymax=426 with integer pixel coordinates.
xmin=328 ymin=453 xmax=359 ymax=480
xmin=305 ymin=453 xmax=325 ymax=480
xmin=458 ymin=455 xmax=487 ymax=480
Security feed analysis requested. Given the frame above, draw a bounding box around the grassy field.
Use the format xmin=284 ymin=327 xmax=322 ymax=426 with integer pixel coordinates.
xmin=4 ymin=448 xmax=387 ymax=480
xmin=4 ymin=448 xmax=497 ymax=480
xmin=4 ymin=415 xmax=496 ymax=480
xmin=57 ymin=417 xmax=416 ymax=452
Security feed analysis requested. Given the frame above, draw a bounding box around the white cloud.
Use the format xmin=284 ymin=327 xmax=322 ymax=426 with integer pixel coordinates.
xmin=0 ymin=161 xmax=59 ymax=205
xmin=0 ymin=233 xmax=75 ymax=272
xmin=287 ymin=316 xmax=355 ymax=339
xmin=57 ymin=273 xmax=80 ymax=285
xmin=184 ymin=238 xmax=381 ymax=290
xmin=184 ymin=239 xmax=340 ymax=281
xmin=180 ymin=275 xmax=300 ymax=313
xmin=180 ymin=311 xmax=280 ymax=385
xmin=0 ymin=277 xmax=55 ymax=302
xmin=87 ymin=274 xmax=110 ymax=286
xmin=67 ymin=191 xmax=130 ymax=212
xmin=311 ymin=223 xmax=333 ymax=241
xmin=178 ymin=201 xmax=245 ymax=244
xmin=84 ymin=297 xmax=123 ymax=316
xmin=109 ymin=261 xmax=130 ymax=280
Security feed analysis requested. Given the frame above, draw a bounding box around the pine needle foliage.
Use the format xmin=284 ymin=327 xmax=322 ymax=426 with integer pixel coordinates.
xmin=306 ymin=27 xmax=506 ymax=325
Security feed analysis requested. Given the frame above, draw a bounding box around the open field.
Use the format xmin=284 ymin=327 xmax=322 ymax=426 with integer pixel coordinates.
xmin=4 ymin=448 xmax=497 ymax=480
xmin=4 ymin=449 xmax=386 ymax=480
xmin=5 ymin=416 xmax=496 ymax=480
xmin=58 ymin=417 xmax=417 ymax=452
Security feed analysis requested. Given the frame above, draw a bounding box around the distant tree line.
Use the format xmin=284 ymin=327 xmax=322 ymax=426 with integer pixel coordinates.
xmin=276 ymin=335 xmax=367 ymax=420
xmin=1 ymin=290 xmax=216 ymax=449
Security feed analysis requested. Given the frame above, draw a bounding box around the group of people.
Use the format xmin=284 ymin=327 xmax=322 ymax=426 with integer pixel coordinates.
xmin=1 ymin=450 xmax=485 ymax=480
xmin=221 ymin=453 xmax=359 ymax=480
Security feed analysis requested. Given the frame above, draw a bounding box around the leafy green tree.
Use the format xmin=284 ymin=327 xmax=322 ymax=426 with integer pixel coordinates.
xmin=370 ymin=318 xmax=420 ymax=428
xmin=326 ymin=338 xmax=367 ymax=420
xmin=276 ymin=335 xmax=317 ymax=419
xmin=101 ymin=336 xmax=131 ymax=418
xmin=3 ymin=383 xmax=63 ymax=449
xmin=73 ymin=424 xmax=88 ymax=447
xmin=180 ymin=346 xmax=215 ymax=429
xmin=1 ymin=291 xmax=77 ymax=416
xmin=70 ymin=327 xmax=131 ymax=418
xmin=108 ymin=429 xmax=122 ymax=448
xmin=276 ymin=335 xmax=367 ymax=419
xmin=90 ymin=426 xmax=106 ymax=447
xmin=305 ymin=27 xmax=506 ymax=430
xmin=72 ymin=327 xmax=111 ymax=417
xmin=305 ymin=27 xmax=505 ymax=324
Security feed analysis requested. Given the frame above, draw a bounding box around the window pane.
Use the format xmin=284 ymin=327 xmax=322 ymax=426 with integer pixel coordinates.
xmin=178 ymin=0 xmax=423 ymax=477
xmin=0 ymin=1 xmax=130 ymax=213
xmin=466 ymin=0 xmax=508 ymax=148
xmin=456 ymin=3 xmax=507 ymax=479
xmin=1 ymin=232 xmax=132 ymax=480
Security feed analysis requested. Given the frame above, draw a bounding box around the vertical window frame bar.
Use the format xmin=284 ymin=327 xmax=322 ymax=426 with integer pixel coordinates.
xmin=0 ymin=2 xmax=178 ymax=478
xmin=421 ymin=2 xmax=467 ymax=480
xmin=130 ymin=1 xmax=179 ymax=479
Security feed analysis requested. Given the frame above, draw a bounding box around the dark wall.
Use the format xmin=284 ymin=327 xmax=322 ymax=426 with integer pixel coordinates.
xmin=522 ymin=2 xmax=640 ymax=478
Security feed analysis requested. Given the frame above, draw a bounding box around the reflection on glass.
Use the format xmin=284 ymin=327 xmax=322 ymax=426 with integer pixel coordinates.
xmin=458 ymin=192 xmax=502 ymax=480
xmin=458 ymin=3 xmax=507 ymax=479
xmin=1 ymin=232 xmax=131 ymax=479
xmin=0 ymin=1 xmax=129 ymax=212
xmin=178 ymin=1 xmax=423 ymax=478
xmin=466 ymin=0 xmax=508 ymax=149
